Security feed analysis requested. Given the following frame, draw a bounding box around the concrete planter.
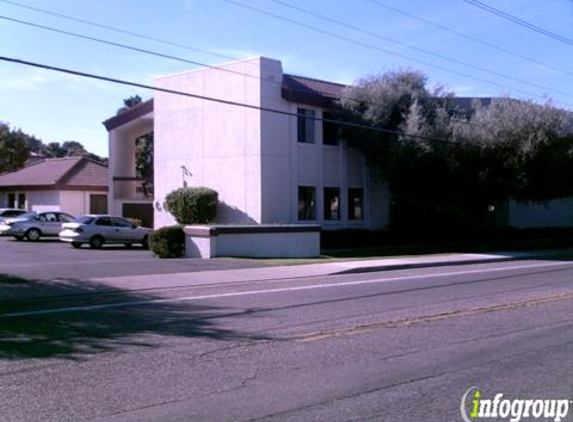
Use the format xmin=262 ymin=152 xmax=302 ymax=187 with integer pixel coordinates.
xmin=183 ymin=224 xmax=321 ymax=258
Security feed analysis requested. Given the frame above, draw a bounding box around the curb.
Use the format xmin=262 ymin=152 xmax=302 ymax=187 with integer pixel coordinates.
xmin=332 ymin=256 xmax=528 ymax=275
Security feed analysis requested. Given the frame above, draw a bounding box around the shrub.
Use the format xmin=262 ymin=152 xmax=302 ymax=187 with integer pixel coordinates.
xmin=149 ymin=225 xmax=185 ymax=258
xmin=165 ymin=187 xmax=218 ymax=225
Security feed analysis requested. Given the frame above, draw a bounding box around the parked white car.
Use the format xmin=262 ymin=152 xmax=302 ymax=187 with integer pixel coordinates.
xmin=0 ymin=211 xmax=75 ymax=241
xmin=59 ymin=215 xmax=152 ymax=249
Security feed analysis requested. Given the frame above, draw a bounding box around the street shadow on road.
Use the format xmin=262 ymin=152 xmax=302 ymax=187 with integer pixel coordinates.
xmin=0 ymin=275 xmax=271 ymax=360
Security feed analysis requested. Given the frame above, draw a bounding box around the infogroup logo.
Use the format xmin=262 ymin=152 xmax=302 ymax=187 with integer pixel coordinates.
xmin=461 ymin=387 xmax=570 ymax=422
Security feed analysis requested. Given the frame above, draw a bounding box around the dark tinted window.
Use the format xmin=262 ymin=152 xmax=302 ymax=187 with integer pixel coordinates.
xmin=111 ymin=217 xmax=133 ymax=228
xmin=95 ymin=217 xmax=113 ymax=226
xmin=58 ymin=213 xmax=74 ymax=223
xmin=76 ymin=216 xmax=96 ymax=225
xmin=2 ymin=210 xmax=25 ymax=217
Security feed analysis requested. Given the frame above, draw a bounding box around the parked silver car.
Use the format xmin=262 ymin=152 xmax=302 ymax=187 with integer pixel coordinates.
xmin=59 ymin=215 xmax=152 ymax=249
xmin=0 ymin=208 xmax=27 ymax=223
xmin=0 ymin=211 xmax=75 ymax=241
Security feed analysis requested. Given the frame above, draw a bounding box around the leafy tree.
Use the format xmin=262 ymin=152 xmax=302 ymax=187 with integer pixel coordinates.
xmin=116 ymin=95 xmax=143 ymax=115
xmin=0 ymin=123 xmax=31 ymax=173
xmin=337 ymin=71 xmax=573 ymax=232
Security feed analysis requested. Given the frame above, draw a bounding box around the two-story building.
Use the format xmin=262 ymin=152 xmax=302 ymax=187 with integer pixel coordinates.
xmin=105 ymin=57 xmax=389 ymax=230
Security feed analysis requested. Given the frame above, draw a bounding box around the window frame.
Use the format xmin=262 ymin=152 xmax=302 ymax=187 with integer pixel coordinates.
xmin=297 ymin=108 xmax=316 ymax=144
xmin=298 ymin=186 xmax=316 ymax=221
xmin=348 ymin=188 xmax=364 ymax=221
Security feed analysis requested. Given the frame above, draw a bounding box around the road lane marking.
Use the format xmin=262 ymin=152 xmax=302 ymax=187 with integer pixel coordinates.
xmin=3 ymin=261 xmax=573 ymax=318
xmin=294 ymin=290 xmax=573 ymax=342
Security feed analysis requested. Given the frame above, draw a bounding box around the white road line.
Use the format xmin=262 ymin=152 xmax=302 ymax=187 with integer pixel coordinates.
xmin=3 ymin=261 xmax=573 ymax=318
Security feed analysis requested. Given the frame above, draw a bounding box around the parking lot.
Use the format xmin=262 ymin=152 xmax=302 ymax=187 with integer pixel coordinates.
xmin=0 ymin=236 xmax=263 ymax=280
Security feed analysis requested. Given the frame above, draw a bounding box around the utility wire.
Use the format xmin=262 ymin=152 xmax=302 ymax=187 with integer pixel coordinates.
xmin=459 ymin=0 xmax=573 ymax=48
xmin=365 ymin=0 xmax=573 ymax=78
xmin=1 ymin=12 xmax=551 ymax=130
xmin=0 ymin=55 xmax=472 ymax=147
xmin=0 ymin=0 xmax=237 ymax=63
xmin=265 ymin=0 xmax=572 ymax=100
xmin=0 ymin=15 xmax=275 ymax=86
xmin=219 ymin=0 xmax=571 ymax=104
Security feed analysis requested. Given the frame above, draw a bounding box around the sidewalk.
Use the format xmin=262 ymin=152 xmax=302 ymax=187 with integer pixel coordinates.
xmin=88 ymin=249 xmax=570 ymax=293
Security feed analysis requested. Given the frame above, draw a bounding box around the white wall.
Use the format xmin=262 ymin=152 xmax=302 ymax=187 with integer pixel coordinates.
xmin=154 ymin=57 xmax=264 ymax=228
xmin=28 ymin=191 xmax=60 ymax=212
xmin=509 ymin=198 xmax=573 ymax=228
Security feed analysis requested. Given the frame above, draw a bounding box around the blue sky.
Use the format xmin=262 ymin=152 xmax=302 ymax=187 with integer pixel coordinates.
xmin=1 ymin=0 xmax=572 ymax=157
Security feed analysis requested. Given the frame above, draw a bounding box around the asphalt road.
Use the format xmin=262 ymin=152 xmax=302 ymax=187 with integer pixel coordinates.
xmin=0 ymin=236 xmax=263 ymax=279
xmin=3 ymin=256 xmax=573 ymax=421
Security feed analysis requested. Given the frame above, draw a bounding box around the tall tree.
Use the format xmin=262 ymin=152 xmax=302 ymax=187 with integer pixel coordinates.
xmin=0 ymin=123 xmax=32 ymax=173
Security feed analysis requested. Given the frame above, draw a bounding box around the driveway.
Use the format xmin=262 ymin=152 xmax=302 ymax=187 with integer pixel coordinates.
xmin=0 ymin=236 xmax=265 ymax=280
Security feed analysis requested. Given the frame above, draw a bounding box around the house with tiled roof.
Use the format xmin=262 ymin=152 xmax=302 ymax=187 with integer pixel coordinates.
xmin=0 ymin=156 xmax=108 ymax=217
xmin=103 ymin=57 xmax=573 ymax=230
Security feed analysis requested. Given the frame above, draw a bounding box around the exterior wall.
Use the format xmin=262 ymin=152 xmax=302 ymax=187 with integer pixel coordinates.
xmin=154 ymin=57 xmax=264 ymax=228
xmin=508 ymin=198 xmax=573 ymax=228
xmin=107 ymin=115 xmax=153 ymax=216
xmin=59 ymin=190 xmax=107 ymax=217
xmin=27 ymin=191 xmax=60 ymax=212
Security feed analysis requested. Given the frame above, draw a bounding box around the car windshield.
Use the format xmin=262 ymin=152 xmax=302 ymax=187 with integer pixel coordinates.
xmin=17 ymin=212 xmax=36 ymax=220
xmin=75 ymin=216 xmax=96 ymax=224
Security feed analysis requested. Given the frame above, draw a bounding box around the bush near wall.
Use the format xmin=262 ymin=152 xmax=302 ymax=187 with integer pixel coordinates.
xmin=165 ymin=187 xmax=218 ymax=225
xmin=149 ymin=225 xmax=185 ymax=258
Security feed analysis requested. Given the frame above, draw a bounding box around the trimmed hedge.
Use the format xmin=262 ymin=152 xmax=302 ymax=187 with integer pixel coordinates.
xmin=165 ymin=187 xmax=218 ymax=225
xmin=149 ymin=225 xmax=185 ymax=258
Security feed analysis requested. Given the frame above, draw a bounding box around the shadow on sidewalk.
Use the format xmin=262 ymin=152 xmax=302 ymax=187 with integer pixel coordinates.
xmin=0 ymin=275 xmax=270 ymax=360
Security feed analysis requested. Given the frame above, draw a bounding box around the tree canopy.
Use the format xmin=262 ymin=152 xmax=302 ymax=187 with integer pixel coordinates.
xmin=337 ymin=70 xmax=573 ymax=231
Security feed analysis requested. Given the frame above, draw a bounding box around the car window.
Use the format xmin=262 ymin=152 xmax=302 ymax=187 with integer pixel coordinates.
xmin=36 ymin=214 xmax=48 ymax=222
xmin=44 ymin=213 xmax=57 ymax=223
xmin=95 ymin=217 xmax=113 ymax=226
xmin=58 ymin=214 xmax=74 ymax=223
xmin=4 ymin=210 xmax=24 ymax=217
xmin=76 ymin=216 xmax=95 ymax=225
xmin=111 ymin=217 xmax=133 ymax=228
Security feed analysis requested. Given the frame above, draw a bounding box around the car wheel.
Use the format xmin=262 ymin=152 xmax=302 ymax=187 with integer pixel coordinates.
xmin=141 ymin=235 xmax=149 ymax=250
xmin=14 ymin=235 xmax=24 ymax=241
xmin=89 ymin=236 xmax=104 ymax=249
xmin=71 ymin=242 xmax=82 ymax=249
xmin=26 ymin=228 xmax=41 ymax=242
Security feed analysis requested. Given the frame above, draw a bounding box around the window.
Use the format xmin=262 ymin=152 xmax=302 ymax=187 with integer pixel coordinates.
xmin=90 ymin=194 xmax=108 ymax=214
xmin=95 ymin=217 xmax=113 ymax=226
xmin=322 ymin=111 xmax=340 ymax=146
xmin=111 ymin=217 xmax=134 ymax=228
xmin=297 ymin=108 xmax=315 ymax=143
xmin=298 ymin=186 xmax=316 ymax=220
xmin=348 ymin=188 xmax=364 ymax=220
xmin=7 ymin=192 xmax=25 ymax=209
xmin=58 ymin=213 xmax=74 ymax=223
xmin=324 ymin=187 xmax=340 ymax=220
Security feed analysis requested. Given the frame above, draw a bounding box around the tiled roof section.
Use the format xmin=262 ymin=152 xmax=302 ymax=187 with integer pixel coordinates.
xmin=61 ymin=158 xmax=108 ymax=187
xmin=0 ymin=157 xmax=107 ymax=189
xmin=282 ymin=74 xmax=347 ymax=107
xmin=103 ymin=99 xmax=154 ymax=131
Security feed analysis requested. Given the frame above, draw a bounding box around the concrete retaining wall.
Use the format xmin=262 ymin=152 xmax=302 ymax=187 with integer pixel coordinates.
xmin=184 ymin=224 xmax=321 ymax=258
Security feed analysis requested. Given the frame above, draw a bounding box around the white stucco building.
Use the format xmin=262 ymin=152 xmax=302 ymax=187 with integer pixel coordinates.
xmin=104 ymin=56 xmax=573 ymax=231
xmin=105 ymin=57 xmax=390 ymax=230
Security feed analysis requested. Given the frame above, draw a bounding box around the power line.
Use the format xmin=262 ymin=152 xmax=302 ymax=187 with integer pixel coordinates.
xmin=0 ymin=15 xmax=283 ymax=86
xmin=265 ymin=0 xmax=573 ymax=100
xmin=1 ymin=11 xmax=559 ymax=130
xmin=219 ymin=0 xmax=572 ymax=104
xmin=365 ymin=0 xmax=573 ymax=79
xmin=459 ymin=0 xmax=573 ymax=48
xmin=0 ymin=0 xmax=237 ymax=63
xmin=0 ymin=55 xmax=470 ymax=147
